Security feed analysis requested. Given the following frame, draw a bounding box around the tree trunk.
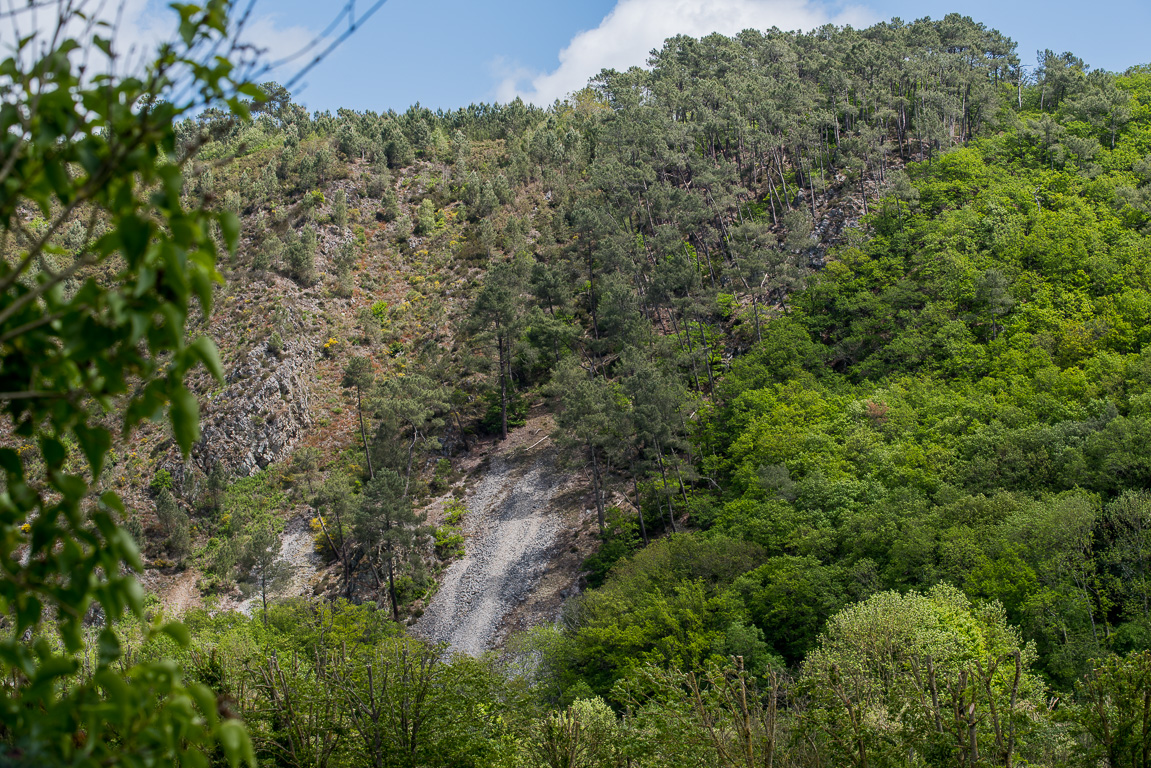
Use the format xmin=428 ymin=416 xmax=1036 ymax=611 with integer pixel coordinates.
xmin=633 ymin=474 xmax=648 ymax=546
xmin=358 ymin=387 xmax=374 ymax=481
xmin=587 ymin=246 xmax=600 ymax=340
xmin=497 ymin=324 xmax=509 ymax=441
xmin=386 ymin=546 xmax=399 ymax=621
xmin=654 ymin=441 xmax=677 ymax=533
xmin=404 ymin=430 xmax=417 ymax=498
xmin=589 ymin=443 xmax=605 ymax=534
xmin=696 ymin=319 xmax=715 ymax=392
xmin=454 ymin=411 xmax=470 ymax=452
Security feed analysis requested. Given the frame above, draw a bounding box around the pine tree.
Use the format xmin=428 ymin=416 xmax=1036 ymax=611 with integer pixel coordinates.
xmin=468 ymin=257 xmax=529 ymax=440
xmin=552 ymin=358 xmax=628 ymax=533
xmin=343 ymin=356 xmax=377 ymax=480
xmin=240 ymin=521 xmax=288 ymax=626
xmin=354 ymin=469 xmax=430 ymax=620
xmin=373 ymin=373 xmax=449 ymax=496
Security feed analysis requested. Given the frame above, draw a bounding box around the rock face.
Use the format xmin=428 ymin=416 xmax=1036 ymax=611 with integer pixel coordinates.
xmin=195 ymin=338 xmax=314 ymax=477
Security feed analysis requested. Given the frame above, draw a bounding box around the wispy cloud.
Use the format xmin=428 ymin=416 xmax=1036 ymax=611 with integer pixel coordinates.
xmin=496 ymin=0 xmax=873 ymax=105
xmin=1 ymin=0 xmax=314 ymax=85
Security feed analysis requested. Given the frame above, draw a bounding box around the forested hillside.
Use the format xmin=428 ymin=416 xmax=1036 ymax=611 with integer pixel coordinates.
xmin=8 ymin=9 xmax=1151 ymax=766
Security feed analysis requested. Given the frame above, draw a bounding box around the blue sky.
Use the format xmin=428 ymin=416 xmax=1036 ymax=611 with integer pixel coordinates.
xmin=146 ymin=0 xmax=1151 ymax=113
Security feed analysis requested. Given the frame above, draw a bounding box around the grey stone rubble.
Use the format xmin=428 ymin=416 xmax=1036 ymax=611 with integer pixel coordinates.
xmin=414 ymin=452 xmax=563 ymax=656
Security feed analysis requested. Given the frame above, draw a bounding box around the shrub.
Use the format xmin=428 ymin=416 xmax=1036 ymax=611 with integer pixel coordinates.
xmin=414 ymin=199 xmax=435 ymax=236
xmin=430 ymin=458 xmax=453 ymax=493
xmin=251 ymin=243 xmax=272 ymax=272
xmin=304 ymin=189 xmax=326 ymax=210
xmin=443 ymin=499 xmax=466 ymax=525
xmin=366 ymin=170 xmax=390 ymax=199
xmin=356 ymin=306 xmax=382 ymax=346
xmin=370 ymin=300 xmax=388 ymax=325
xmin=480 ymin=389 xmax=528 ymax=434
xmin=332 ymin=189 xmax=348 ymax=228
xmin=285 ymin=225 xmax=317 ymax=285
xmin=168 ymin=514 xmax=191 ymax=559
xmin=394 ymin=213 xmax=412 ymax=240
xmin=224 ymin=189 xmax=242 ymax=215
xmin=126 ymin=514 xmax=145 ymax=549
xmin=150 ymin=468 xmax=173 ymax=494
xmin=716 ymin=292 xmax=737 ymax=319
xmin=434 ymin=525 xmax=464 ymax=560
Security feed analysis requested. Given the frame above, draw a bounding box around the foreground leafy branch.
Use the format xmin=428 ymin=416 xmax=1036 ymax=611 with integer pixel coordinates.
xmin=0 ymin=1 xmax=263 ymax=763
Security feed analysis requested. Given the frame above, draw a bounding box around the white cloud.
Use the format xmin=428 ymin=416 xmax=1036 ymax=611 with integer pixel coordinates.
xmin=497 ymin=0 xmax=874 ymax=105
xmin=1 ymin=0 xmax=314 ymax=84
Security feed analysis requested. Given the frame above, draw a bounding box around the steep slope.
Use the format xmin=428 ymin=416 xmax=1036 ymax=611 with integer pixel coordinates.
xmin=415 ymin=416 xmax=591 ymax=654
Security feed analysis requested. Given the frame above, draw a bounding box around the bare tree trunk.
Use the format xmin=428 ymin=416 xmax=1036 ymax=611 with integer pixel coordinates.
xmin=386 ymin=546 xmax=399 ymax=621
xmin=633 ymin=474 xmax=648 ymax=545
xmin=454 ymin=411 xmax=470 ymax=452
xmin=589 ymin=443 xmax=605 ymax=534
xmin=654 ymin=440 xmax=677 ymax=533
xmin=497 ymin=323 xmax=508 ymax=441
xmin=358 ymin=387 xmax=374 ymax=481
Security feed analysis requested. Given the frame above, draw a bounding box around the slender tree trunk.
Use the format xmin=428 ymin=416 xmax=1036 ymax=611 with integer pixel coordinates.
xmin=696 ymin=319 xmax=715 ymax=392
xmin=358 ymin=387 xmax=374 ymax=480
xmin=632 ymin=473 xmax=648 ymax=545
xmin=386 ymin=545 xmax=399 ymax=621
xmin=680 ymin=310 xmax=702 ymax=392
xmin=497 ymin=324 xmax=508 ymax=441
xmin=654 ymin=441 xmax=677 ymax=533
xmin=670 ymin=447 xmax=690 ymax=508
xmin=404 ymin=430 xmax=417 ymax=497
xmin=589 ymin=443 xmax=605 ymax=534
xmin=454 ymin=411 xmax=470 ymax=452
xmin=587 ymin=246 xmax=600 ymax=340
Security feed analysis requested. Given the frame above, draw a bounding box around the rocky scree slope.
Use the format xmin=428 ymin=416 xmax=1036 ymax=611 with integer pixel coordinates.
xmin=415 ymin=417 xmax=590 ymax=655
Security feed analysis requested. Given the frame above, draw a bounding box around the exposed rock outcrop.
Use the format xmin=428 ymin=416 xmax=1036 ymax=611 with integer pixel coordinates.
xmin=195 ymin=337 xmax=314 ymax=477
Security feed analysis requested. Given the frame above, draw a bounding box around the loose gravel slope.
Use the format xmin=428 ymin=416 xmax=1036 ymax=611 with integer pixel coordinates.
xmin=415 ymin=448 xmax=566 ymax=656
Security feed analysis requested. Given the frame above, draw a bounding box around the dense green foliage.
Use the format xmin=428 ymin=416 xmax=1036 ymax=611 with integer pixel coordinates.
xmin=146 ymin=12 xmax=1151 ymax=764
xmin=0 ymin=1 xmax=259 ymax=764
xmin=10 ymin=4 xmax=1151 ymax=765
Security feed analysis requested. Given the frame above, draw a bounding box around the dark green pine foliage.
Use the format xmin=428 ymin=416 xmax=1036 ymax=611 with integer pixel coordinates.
xmin=354 ymin=469 xmax=431 ymax=620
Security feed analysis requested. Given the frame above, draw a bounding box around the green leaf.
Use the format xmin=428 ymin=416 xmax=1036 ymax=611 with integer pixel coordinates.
xmin=123 ymin=577 xmax=145 ymax=617
xmin=111 ymin=528 xmax=144 ymax=573
xmin=97 ymin=627 xmax=121 ymax=666
xmin=190 ymin=336 xmax=224 ymax=381
xmin=219 ymin=211 xmax=240 ymax=254
xmin=39 ymin=436 xmax=66 ymax=468
xmin=118 ymin=213 xmax=153 ymax=266
xmin=74 ymin=423 xmax=111 ymax=477
xmin=239 ymin=82 xmax=265 ymax=99
xmin=99 ymin=491 xmax=125 ymax=515
xmin=0 ymin=448 xmax=22 ymax=476
xmin=169 ymin=385 xmax=200 ymax=456
xmin=15 ymin=596 xmax=42 ymax=631
xmin=94 ymin=669 xmax=131 ymax=710
xmin=188 ymin=683 xmax=219 ymax=727
xmin=216 ymin=719 xmax=256 ymax=768
xmin=159 ymin=621 xmax=190 ymax=648
xmin=182 ymin=747 xmax=210 ymax=768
